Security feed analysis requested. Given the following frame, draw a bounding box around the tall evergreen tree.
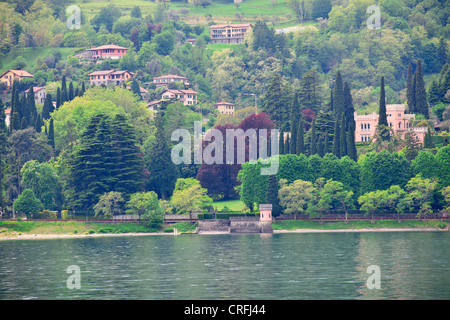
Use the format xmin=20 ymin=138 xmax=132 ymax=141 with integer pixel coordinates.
xmin=343 ymin=82 xmax=355 ymax=128
xmin=317 ymin=135 xmax=325 ymax=157
xmin=131 ymin=79 xmax=142 ymax=100
xmin=0 ymin=99 xmax=7 ymax=211
xmin=310 ymin=118 xmax=317 ymax=155
xmin=332 ymin=71 xmax=344 ymax=119
xmin=285 ymin=134 xmax=290 ymax=154
xmin=266 ymin=174 xmax=283 ymax=217
xmin=437 ymin=37 xmax=448 ymax=69
xmin=146 ymin=109 xmax=178 ymax=200
xmin=346 ymin=120 xmax=357 ymax=161
xmin=10 ymin=112 xmax=20 ymax=132
xmin=290 ymin=93 xmax=300 ymax=155
xmin=68 ymin=82 xmax=74 ymax=101
xmin=56 ymin=87 xmax=61 ymax=109
xmin=406 ymin=63 xmax=415 ymax=113
xmin=27 ymin=86 xmax=37 ymax=127
xmin=34 ymin=114 xmax=42 ymax=133
xmin=261 ymin=74 xmax=291 ymax=129
xmin=42 ymin=93 xmax=53 ymax=120
xmin=296 ymin=118 xmax=305 ymax=155
xmin=332 ymin=117 xmax=340 ymax=158
xmin=378 ymin=76 xmax=389 ymax=141
xmin=81 ymin=82 xmax=86 ymax=95
xmin=323 ymin=131 xmax=329 ymax=155
xmin=339 ymin=115 xmax=347 ymax=158
xmin=48 ymin=118 xmax=55 ymax=149
xmin=279 ymin=129 xmax=285 ymax=155
xmin=61 ymin=76 xmax=67 ymax=104
xmin=414 ymin=59 xmax=429 ymax=118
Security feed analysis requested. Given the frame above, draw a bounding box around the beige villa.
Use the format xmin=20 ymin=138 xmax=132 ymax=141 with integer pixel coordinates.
xmin=215 ymin=101 xmax=235 ymax=114
xmin=88 ymin=70 xmax=134 ymax=86
xmin=152 ymin=74 xmax=189 ymax=88
xmin=161 ymin=89 xmax=198 ymax=106
xmin=25 ymin=86 xmax=46 ymax=104
xmin=0 ymin=69 xmax=34 ymax=88
xmin=354 ymin=104 xmax=427 ymax=145
xmin=209 ymin=23 xmax=253 ymax=44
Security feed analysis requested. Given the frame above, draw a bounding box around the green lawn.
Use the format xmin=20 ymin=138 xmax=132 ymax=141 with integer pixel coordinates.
xmin=0 ymin=47 xmax=82 ymax=75
xmin=208 ymin=199 xmax=246 ymax=211
xmin=77 ymin=0 xmax=295 ymax=24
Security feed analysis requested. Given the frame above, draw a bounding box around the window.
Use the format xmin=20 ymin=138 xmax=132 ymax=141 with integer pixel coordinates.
xmin=367 ymin=124 xmax=370 ymax=130
xmin=398 ymin=114 xmax=401 ymax=117
xmin=399 ymin=122 xmax=401 ymax=129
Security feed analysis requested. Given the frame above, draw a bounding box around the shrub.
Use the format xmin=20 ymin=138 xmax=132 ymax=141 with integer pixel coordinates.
xmin=61 ymin=210 xmax=69 ymax=220
xmin=438 ymin=222 xmax=447 ymax=229
xmin=99 ymin=228 xmax=113 ymax=234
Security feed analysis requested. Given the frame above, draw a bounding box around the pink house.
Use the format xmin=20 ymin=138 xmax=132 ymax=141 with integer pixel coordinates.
xmin=354 ymin=104 xmax=427 ymax=145
xmin=161 ymin=89 xmax=198 ymax=106
xmin=86 ymin=44 xmax=128 ymax=60
xmin=89 ymin=70 xmax=133 ymax=86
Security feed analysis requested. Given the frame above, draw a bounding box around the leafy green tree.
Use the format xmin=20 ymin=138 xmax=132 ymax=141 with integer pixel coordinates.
xmin=130 ymin=5 xmax=142 ymax=18
xmin=318 ymin=179 xmax=354 ymax=220
xmin=441 ymin=186 xmax=450 ymax=213
xmin=131 ymin=78 xmax=142 ymax=100
xmin=237 ymin=160 xmax=268 ymax=211
xmin=379 ymin=185 xmax=411 ymax=220
xmin=91 ymin=3 xmax=122 ymax=32
xmin=13 ymin=189 xmax=43 ymax=217
xmin=358 ymin=190 xmax=382 ymax=220
xmin=170 ymin=180 xmax=211 ymax=219
xmin=435 ymin=145 xmax=450 ymax=187
xmin=405 ymin=174 xmax=438 ymax=217
xmin=21 ymin=160 xmax=61 ymax=210
xmin=311 ymin=0 xmax=332 ymax=19
xmin=278 ymin=178 xmax=315 ymax=219
xmin=412 ymin=150 xmax=439 ymax=180
xmin=93 ymin=191 xmax=125 ymax=218
xmin=154 ymin=30 xmax=175 ymax=55
xmin=126 ymin=191 xmax=159 ymax=220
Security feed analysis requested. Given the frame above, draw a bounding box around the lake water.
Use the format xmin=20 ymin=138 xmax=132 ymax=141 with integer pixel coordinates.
xmin=0 ymin=232 xmax=449 ymax=300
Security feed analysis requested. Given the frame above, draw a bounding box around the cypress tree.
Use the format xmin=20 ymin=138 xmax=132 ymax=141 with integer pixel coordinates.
xmin=48 ymin=118 xmax=55 ymax=149
xmin=42 ymin=93 xmax=53 ymax=120
xmin=332 ymin=117 xmax=340 ymax=158
xmin=285 ymin=134 xmax=290 ymax=154
xmin=0 ymin=99 xmax=7 ymax=211
xmin=75 ymin=87 xmax=80 ymax=97
xmin=310 ymin=118 xmax=317 ymax=155
xmin=35 ymin=114 xmax=42 ymax=133
xmin=131 ymin=79 xmax=142 ymax=100
xmin=18 ymin=94 xmax=28 ymax=129
xmin=318 ymin=135 xmax=324 ymax=157
xmin=266 ymin=174 xmax=283 ymax=217
xmin=279 ymin=130 xmax=285 ymax=155
xmin=346 ymin=120 xmax=357 ymax=161
xmin=378 ymin=76 xmax=389 ymax=141
xmin=56 ymin=87 xmax=61 ymax=109
xmin=81 ymin=81 xmax=86 ymax=95
xmin=406 ymin=63 xmax=415 ymax=113
xmin=414 ymin=59 xmax=429 ymax=118
xmin=437 ymin=37 xmax=448 ymax=69
xmin=61 ymin=76 xmax=67 ymax=104
xmin=296 ymin=118 xmax=304 ymax=155
xmin=10 ymin=112 xmax=20 ymax=132
xmin=339 ymin=115 xmax=347 ymax=158
xmin=333 ymin=71 xmax=344 ymax=119
xmin=428 ymin=79 xmax=441 ymax=106
xmin=68 ymin=82 xmax=74 ymax=101
xmin=343 ymin=81 xmax=355 ymax=128
xmin=329 ymin=90 xmax=333 ymax=112
xmin=290 ymin=93 xmax=300 ymax=155
xmin=27 ymin=86 xmax=37 ymax=127
xmin=323 ymin=131 xmax=329 ymax=155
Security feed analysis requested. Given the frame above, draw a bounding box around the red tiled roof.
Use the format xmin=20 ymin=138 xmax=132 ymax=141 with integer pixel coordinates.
xmin=5 ymin=108 xmax=11 ymax=115
xmin=87 ymin=44 xmax=128 ymax=51
xmin=0 ymin=69 xmax=34 ymax=78
xmin=25 ymin=86 xmax=45 ymax=93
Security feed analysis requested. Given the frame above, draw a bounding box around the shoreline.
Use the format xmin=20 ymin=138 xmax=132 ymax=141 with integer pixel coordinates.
xmin=0 ymin=227 xmax=446 ymax=240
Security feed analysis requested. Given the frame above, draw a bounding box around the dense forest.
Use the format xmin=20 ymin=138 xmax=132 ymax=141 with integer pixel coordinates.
xmin=0 ymin=0 xmax=450 ymax=222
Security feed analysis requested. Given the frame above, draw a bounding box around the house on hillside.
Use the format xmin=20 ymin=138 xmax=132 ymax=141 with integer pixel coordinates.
xmin=25 ymin=86 xmax=46 ymax=104
xmin=152 ymin=74 xmax=189 ymax=88
xmin=0 ymin=70 xmax=34 ymax=88
xmin=161 ymin=89 xmax=198 ymax=106
xmin=354 ymin=104 xmax=428 ymax=145
xmin=88 ymin=70 xmax=134 ymax=86
xmin=86 ymin=44 xmax=128 ymax=60
xmin=4 ymin=108 xmax=11 ymax=127
xmin=209 ymin=23 xmax=253 ymax=44
xmin=215 ymin=101 xmax=235 ymax=114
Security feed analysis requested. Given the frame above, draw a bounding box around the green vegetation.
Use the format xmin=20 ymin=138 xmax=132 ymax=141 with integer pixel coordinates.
xmin=272 ymin=219 xmax=450 ymax=231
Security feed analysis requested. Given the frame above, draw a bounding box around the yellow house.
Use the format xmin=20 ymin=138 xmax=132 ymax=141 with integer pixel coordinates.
xmin=0 ymin=69 xmax=34 ymax=88
xmin=215 ymin=101 xmax=235 ymax=114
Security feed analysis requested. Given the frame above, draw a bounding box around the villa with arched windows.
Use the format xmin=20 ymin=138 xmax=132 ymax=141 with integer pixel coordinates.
xmin=354 ymin=104 xmax=427 ymax=145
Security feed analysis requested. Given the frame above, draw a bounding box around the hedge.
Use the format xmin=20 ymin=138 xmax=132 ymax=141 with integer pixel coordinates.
xmin=198 ymin=212 xmax=259 ymax=220
xmin=33 ymin=210 xmax=58 ymax=219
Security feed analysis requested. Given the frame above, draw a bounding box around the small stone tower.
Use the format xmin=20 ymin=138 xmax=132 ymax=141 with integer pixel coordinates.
xmin=259 ymin=204 xmax=273 ymax=222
